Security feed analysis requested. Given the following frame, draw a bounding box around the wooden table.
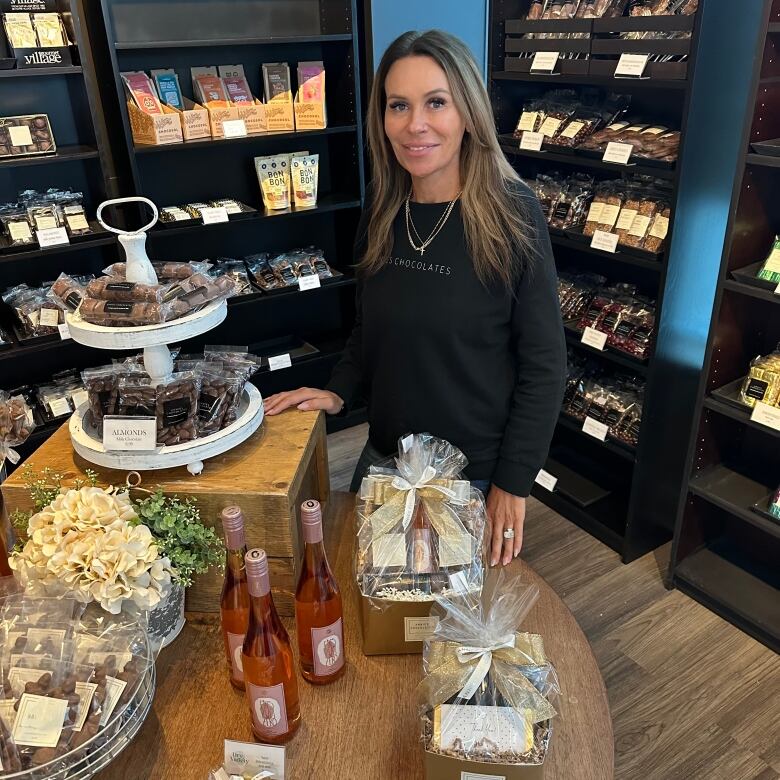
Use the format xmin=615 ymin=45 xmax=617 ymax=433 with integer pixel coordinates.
xmin=98 ymin=492 xmax=614 ymax=780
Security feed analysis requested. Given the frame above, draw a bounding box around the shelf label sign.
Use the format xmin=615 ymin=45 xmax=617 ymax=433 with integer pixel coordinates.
xmin=520 ymin=131 xmax=544 ymax=152
xmin=102 ymin=416 xmax=157 ymax=451
xmin=224 ymin=739 xmax=285 ymax=779
xmin=36 ymin=227 xmax=69 ymax=248
xmin=58 ymin=322 xmax=71 ymax=340
xmin=535 ymin=469 xmax=558 ymax=492
xmin=602 ymin=141 xmax=634 ymax=165
xmin=222 ymin=119 xmax=248 ymax=138
xmin=582 ymin=416 xmax=609 ymax=441
xmin=615 ymin=53 xmax=649 ymax=78
xmin=750 ymin=401 xmax=780 ymax=432
xmin=298 ymin=275 xmax=321 ymax=291
xmin=581 ymin=326 xmax=608 ymax=351
xmin=201 ymin=206 xmax=229 ymax=225
xmin=590 ymin=230 xmax=619 ymax=254
xmin=268 ymin=353 xmax=292 ymax=371
xmin=530 ymin=51 xmax=559 ymax=73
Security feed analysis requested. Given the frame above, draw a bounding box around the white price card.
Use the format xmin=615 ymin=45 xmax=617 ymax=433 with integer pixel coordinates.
xmin=222 ymin=118 xmax=248 ymax=138
xmin=582 ymin=416 xmax=609 ymax=442
xmin=58 ymin=322 xmax=71 ymax=340
xmin=36 ymin=227 xmax=69 ymax=248
xmin=71 ymin=389 xmax=89 ymax=408
xmin=750 ymin=401 xmax=780 ymax=432
xmin=520 ymin=131 xmax=544 ymax=152
xmin=615 ymin=53 xmax=650 ymax=78
xmin=298 ymin=274 xmax=321 ymax=291
xmin=201 ymin=206 xmax=229 ymax=224
xmin=268 ymin=353 xmax=292 ymax=371
xmin=535 ymin=469 xmax=558 ymax=492
xmin=12 ymin=694 xmax=68 ymax=748
xmin=39 ymin=307 xmax=60 ymax=327
xmin=49 ymin=397 xmax=72 ymax=417
xmin=530 ymin=51 xmax=559 ymax=73
xmin=581 ymin=326 xmax=608 ymax=351
xmin=590 ymin=230 xmax=619 ymax=254
xmin=224 ymin=739 xmax=286 ymax=779
xmin=775 ymin=282 xmax=780 ymax=296
xmin=102 ymin=416 xmax=157 ymax=451
xmin=602 ymin=141 xmax=634 ymax=165
xmin=9 ymin=125 xmax=33 ymax=146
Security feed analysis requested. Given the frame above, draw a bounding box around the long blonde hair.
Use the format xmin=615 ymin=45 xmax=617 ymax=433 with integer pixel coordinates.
xmin=360 ymin=29 xmax=534 ymax=287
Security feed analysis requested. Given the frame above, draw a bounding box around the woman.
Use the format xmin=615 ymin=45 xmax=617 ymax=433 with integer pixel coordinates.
xmin=264 ymin=30 xmax=566 ymax=567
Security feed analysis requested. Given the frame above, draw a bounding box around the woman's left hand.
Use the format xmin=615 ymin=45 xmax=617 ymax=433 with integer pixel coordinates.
xmin=486 ymin=486 xmax=526 ymax=566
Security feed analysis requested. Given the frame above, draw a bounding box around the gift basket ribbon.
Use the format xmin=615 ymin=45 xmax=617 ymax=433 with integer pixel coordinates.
xmin=1 ymin=442 xmax=21 ymax=466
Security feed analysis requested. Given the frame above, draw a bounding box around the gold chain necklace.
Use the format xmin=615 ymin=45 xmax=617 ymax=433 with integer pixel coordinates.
xmin=404 ymin=191 xmax=461 ymax=256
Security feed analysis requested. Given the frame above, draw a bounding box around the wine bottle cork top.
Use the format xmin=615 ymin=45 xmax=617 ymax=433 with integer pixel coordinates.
xmin=221 ymin=505 xmax=244 ymax=531
xmin=245 ymin=548 xmax=270 ymax=596
xmin=300 ymin=499 xmax=322 ymax=524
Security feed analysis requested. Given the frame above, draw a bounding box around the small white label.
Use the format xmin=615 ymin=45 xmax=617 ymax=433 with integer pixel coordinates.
xmin=462 ymin=769 xmax=507 ymax=780
xmin=12 ymin=694 xmax=68 ymax=748
xmin=8 ymin=221 xmax=32 ymax=241
xmin=99 ymin=676 xmax=128 ymax=726
xmin=224 ymin=739 xmax=286 ymax=779
xmin=71 ymin=389 xmax=89 ymax=408
xmin=268 ymin=353 xmax=292 ymax=371
xmin=585 ymin=201 xmax=604 ymax=224
xmin=583 ymin=417 xmax=609 ymax=441
xmin=535 ymin=469 xmax=558 ymax=492
xmin=222 ymin=118 xmax=248 ymax=138
xmin=561 ymin=120 xmax=585 ymax=139
xmin=404 ymin=615 xmax=439 ymax=643
xmin=539 ymin=116 xmax=562 ymax=138
xmin=530 ymin=50 xmax=559 ymax=72
xmin=0 ymin=700 xmax=16 ymax=730
xmin=49 ymin=396 xmax=72 ymax=417
xmin=36 ymin=227 xmax=69 ymax=248
xmin=515 ymin=111 xmax=537 ymax=132
xmin=35 ymin=215 xmax=58 ymax=230
xmin=615 ymin=52 xmax=650 ymax=78
xmin=201 ymin=206 xmax=229 ymax=225
xmin=448 ymin=570 xmax=470 ymax=595
xmin=39 ymin=307 xmax=60 ymax=327
xmin=750 ymin=401 xmax=780 ymax=431
xmin=66 ymin=213 xmax=90 ymax=231
xmin=298 ymin=274 xmax=321 ymax=291
xmin=602 ymin=141 xmax=634 ymax=165
xmin=774 ymin=282 xmax=780 ymax=296
xmin=615 ymin=208 xmax=638 ymax=232
xmin=102 ymin=416 xmax=157 ymax=451
xmin=73 ymin=681 xmax=99 ymax=731
xmin=581 ymin=326 xmax=608 ymax=351
xmin=519 ymin=131 xmax=544 ymax=151
xmin=9 ymin=125 xmax=33 ymax=146
xmin=591 ymin=230 xmax=619 ymax=253
xmin=58 ymin=322 xmax=71 ymax=340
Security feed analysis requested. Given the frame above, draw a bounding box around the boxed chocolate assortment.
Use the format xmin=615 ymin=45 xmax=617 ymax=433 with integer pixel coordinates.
xmin=355 ymin=433 xmax=487 ymax=655
xmin=0 ymin=115 xmax=55 ymax=159
xmin=418 ymin=572 xmax=559 ymax=779
xmin=1 ymin=4 xmax=74 ymax=69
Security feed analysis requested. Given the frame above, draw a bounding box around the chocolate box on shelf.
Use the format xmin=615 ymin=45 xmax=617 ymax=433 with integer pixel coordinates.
xmin=0 ymin=114 xmax=56 ymax=158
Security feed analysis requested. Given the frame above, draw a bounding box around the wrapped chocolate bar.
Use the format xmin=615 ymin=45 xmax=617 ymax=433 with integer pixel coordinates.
xmin=418 ymin=571 xmax=559 ymax=779
xmin=355 ymin=433 xmax=486 ymax=655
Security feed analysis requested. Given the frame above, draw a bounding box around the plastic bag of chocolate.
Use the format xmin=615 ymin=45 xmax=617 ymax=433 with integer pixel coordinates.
xmin=86 ymin=277 xmax=177 ymax=304
xmin=0 ymin=208 xmax=36 ymax=247
xmin=167 ymin=273 xmax=235 ymax=317
xmin=245 ymin=252 xmax=285 ymax=291
xmin=210 ymin=258 xmax=253 ymax=297
xmin=417 ymin=572 xmax=559 ymax=774
xmin=355 ymin=432 xmax=486 ymax=606
xmin=82 ymin=364 xmax=147 ymax=430
xmin=0 ymin=392 xmax=35 ymax=469
xmin=49 ymin=272 xmax=88 ymax=313
xmin=116 ymin=375 xmax=156 ymax=418
xmin=102 ymin=260 xmax=212 ymax=280
xmin=155 ymin=371 xmax=200 ymax=446
xmin=0 ymin=689 xmax=22 ymax=773
xmin=79 ymin=297 xmax=178 ymax=326
xmin=739 ymin=350 xmax=780 ymax=409
xmin=203 ymin=346 xmax=261 ymax=426
xmin=195 ymin=363 xmax=245 ymax=436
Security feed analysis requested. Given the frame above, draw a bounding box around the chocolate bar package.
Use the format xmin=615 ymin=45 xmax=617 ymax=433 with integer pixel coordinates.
xmin=218 ymin=64 xmax=253 ymax=104
xmin=3 ymin=13 xmax=37 ymax=48
xmin=122 ymin=71 xmax=163 ymax=115
xmin=0 ymin=114 xmax=56 ymax=158
xmin=192 ymin=66 xmax=229 ymax=107
xmin=31 ymin=12 xmax=66 ymax=46
xmin=151 ymin=68 xmax=184 ymax=110
xmin=297 ymin=60 xmax=325 ymax=102
xmin=262 ymin=62 xmax=292 ymax=102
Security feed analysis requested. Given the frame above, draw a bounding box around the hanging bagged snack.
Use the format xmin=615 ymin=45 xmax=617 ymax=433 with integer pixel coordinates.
xmin=355 ymin=433 xmax=487 ymax=655
xmin=122 ymin=72 xmax=163 ymax=115
xmin=290 ymin=154 xmax=319 ymax=208
xmin=418 ymin=573 xmax=559 ymax=779
xmin=255 ymin=154 xmax=291 ymax=210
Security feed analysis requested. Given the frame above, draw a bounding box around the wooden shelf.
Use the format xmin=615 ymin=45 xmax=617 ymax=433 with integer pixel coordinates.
xmin=114 ymin=33 xmax=353 ymax=50
xmin=0 ymin=145 xmax=99 ymax=169
xmin=0 ymin=66 xmax=83 ymax=78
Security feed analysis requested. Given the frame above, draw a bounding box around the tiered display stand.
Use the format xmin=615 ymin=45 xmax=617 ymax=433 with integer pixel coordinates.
xmin=66 ymin=197 xmax=264 ymax=475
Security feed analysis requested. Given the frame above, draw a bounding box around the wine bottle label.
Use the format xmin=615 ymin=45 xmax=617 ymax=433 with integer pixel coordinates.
xmin=227 ymin=632 xmax=245 ymax=682
xmin=247 ymin=682 xmax=288 ymax=737
xmin=311 ymin=618 xmax=344 ymax=677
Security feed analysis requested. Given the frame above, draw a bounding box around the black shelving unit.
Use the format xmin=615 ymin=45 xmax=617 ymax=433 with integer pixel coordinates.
xmin=488 ymin=0 xmax=760 ymax=562
xmin=669 ymin=0 xmax=780 ymax=653
xmin=0 ymin=0 xmax=122 ymax=395
xmin=81 ymin=0 xmax=367 ymax=428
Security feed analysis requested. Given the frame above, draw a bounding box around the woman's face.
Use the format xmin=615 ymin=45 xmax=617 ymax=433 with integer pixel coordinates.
xmin=383 ymin=54 xmax=466 ymax=185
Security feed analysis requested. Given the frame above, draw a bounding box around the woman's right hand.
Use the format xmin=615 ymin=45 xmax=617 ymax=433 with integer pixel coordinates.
xmin=263 ymin=387 xmax=345 ymax=416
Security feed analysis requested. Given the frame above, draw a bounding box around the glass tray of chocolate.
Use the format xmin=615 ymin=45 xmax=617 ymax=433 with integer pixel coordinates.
xmin=0 ymin=116 xmax=56 ymax=159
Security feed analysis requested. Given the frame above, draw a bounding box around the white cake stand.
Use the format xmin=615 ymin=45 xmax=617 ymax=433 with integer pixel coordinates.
xmin=66 ymin=196 xmax=264 ymax=475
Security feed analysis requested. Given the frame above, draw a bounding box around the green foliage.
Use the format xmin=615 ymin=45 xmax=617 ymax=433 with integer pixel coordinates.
xmin=133 ymin=490 xmax=223 ymax=588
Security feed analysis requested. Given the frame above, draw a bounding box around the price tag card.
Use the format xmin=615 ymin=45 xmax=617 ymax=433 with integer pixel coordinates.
xmin=530 ymin=51 xmax=559 ymax=73
xmin=49 ymin=397 xmax=72 ymax=417
xmin=602 ymin=141 xmax=634 ymax=165
xmin=581 ymin=326 xmax=608 ymax=351
xmin=535 ymin=469 xmax=558 ymax=492
xmin=9 ymin=125 xmax=33 ymax=147
xmin=615 ymin=53 xmax=650 ymax=78
xmin=36 ymin=227 xmax=69 ymax=248
xmin=298 ymin=274 xmax=321 ymax=291
xmin=102 ymin=416 xmax=157 ymax=451
xmin=222 ymin=118 xmax=248 ymax=138
xmin=590 ymin=230 xmax=619 ymax=253
xmin=58 ymin=322 xmax=71 ymax=340
xmin=12 ymin=694 xmax=68 ymax=748
xmin=39 ymin=308 xmax=60 ymax=327
xmin=201 ymin=206 xmax=229 ymax=225
xmin=583 ymin=416 xmax=609 ymax=442
xmin=520 ymin=131 xmax=544 ymax=152
xmin=268 ymin=353 xmax=292 ymax=371
xmin=775 ymin=282 xmax=780 ymax=296
xmin=750 ymin=401 xmax=780 ymax=432
xmin=71 ymin=389 xmax=89 ymax=408
xmin=224 ymin=739 xmax=286 ymax=779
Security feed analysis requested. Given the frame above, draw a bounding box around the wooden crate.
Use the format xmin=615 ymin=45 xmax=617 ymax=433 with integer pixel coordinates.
xmin=0 ymin=410 xmax=330 ymax=616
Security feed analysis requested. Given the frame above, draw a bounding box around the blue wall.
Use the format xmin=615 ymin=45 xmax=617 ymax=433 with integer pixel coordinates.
xmin=370 ymin=0 xmax=488 ymax=78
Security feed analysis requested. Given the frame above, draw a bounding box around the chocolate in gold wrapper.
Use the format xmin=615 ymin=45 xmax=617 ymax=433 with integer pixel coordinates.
xmin=740 ymin=352 xmax=780 ymax=408
xmin=3 ymin=13 xmax=37 ymax=49
xmin=32 ymin=13 xmax=67 ymax=47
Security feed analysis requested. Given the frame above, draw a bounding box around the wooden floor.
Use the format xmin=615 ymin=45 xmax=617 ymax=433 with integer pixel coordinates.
xmin=328 ymin=423 xmax=780 ymax=780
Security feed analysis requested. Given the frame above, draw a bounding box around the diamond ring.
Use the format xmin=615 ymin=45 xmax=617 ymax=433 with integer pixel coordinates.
xmin=503 ymin=528 xmax=515 ymax=539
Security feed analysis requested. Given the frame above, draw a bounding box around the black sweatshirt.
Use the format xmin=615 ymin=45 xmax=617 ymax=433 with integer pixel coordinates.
xmin=326 ymin=182 xmax=566 ymax=496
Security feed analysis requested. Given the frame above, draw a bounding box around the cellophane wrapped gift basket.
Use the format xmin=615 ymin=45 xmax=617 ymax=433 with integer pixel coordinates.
xmin=355 ymin=433 xmax=487 ymax=655
xmin=418 ymin=569 xmax=560 ymax=779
